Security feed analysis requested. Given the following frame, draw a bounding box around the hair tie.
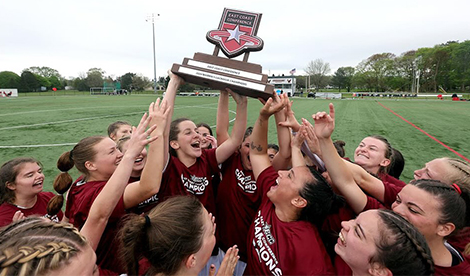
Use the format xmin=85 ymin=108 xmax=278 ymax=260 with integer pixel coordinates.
xmin=144 ymin=215 xmax=151 ymax=227
xmin=452 ymin=183 xmax=462 ymax=195
xmin=69 ymin=150 xmax=74 ymax=161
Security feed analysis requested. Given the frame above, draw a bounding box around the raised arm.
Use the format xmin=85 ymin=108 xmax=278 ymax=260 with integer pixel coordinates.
xmin=291 ymin=125 xmax=307 ymax=168
xmin=215 ymin=89 xmax=230 ymax=145
xmin=123 ymin=98 xmax=170 ymax=208
xmin=81 ymin=110 xmax=158 ymax=250
xmin=272 ymin=94 xmax=293 ymax=170
xmin=313 ymin=103 xmax=367 ymax=214
xmin=250 ymin=93 xmax=288 ymax=179
xmin=162 ymin=71 xmax=184 ymax=164
xmin=215 ymin=90 xmax=247 ymax=164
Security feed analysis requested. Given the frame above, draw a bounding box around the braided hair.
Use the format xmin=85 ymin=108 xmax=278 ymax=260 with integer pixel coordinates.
xmin=0 ymin=217 xmax=88 ymax=276
xmin=370 ymin=209 xmax=434 ymax=275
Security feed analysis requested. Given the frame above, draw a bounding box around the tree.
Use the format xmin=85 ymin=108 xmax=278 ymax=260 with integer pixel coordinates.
xmin=85 ymin=68 xmax=105 ymax=88
xmin=356 ymin=53 xmax=395 ymax=92
xmin=450 ymin=40 xmax=470 ymax=92
xmin=0 ymin=71 xmax=21 ymax=88
xmin=120 ymin=73 xmax=136 ymax=90
xmin=331 ymin=68 xmax=347 ymax=91
xmin=23 ymin=66 xmax=61 ymax=78
xmin=19 ymin=71 xmax=39 ymax=92
xmin=305 ymin=59 xmax=331 ymax=90
xmin=132 ymin=74 xmax=151 ymax=91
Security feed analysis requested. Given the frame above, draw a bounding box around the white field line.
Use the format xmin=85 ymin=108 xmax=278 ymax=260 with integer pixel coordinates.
xmin=0 ymin=104 xmax=236 ymax=148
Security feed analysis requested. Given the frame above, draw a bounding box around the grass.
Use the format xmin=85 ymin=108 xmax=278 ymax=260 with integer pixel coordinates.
xmin=1 ymin=94 xmax=469 ymax=193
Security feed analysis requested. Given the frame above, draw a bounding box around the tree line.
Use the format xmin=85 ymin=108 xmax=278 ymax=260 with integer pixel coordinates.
xmin=1 ymin=40 xmax=469 ymax=93
xmin=301 ymin=40 xmax=470 ymax=93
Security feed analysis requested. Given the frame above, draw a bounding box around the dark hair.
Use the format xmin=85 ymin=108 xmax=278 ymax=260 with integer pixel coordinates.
xmin=368 ymin=135 xmax=392 ymax=174
xmin=169 ymin=118 xmax=191 ymax=157
xmin=298 ymin=167 xmax=344 ymax=226
xmin=333 ymin=140 xmax=346 ymax=158
xmin=119 ymin=196 xmax=206 ymax=275
xmin=243 ymin=127 xmax=253 ymax=142
xmin=267 ymin=144 xmax=279 ymax=152
xmin=107 ymin=120 xmax=131 ymax=137
xmin=411 ymin=179 xmax=470 ymax=230
xmin=47 ymin=136 xmax=107 ymax=218
xmin=0 ymin=217 xmax=87 ymax=276
xmin=0 ymin=158 xmax=42 ymax=205
xmin=388 ymin=147 xmax=405 ymax=179
xmin=196 ymin=123 xmax=213 ymax=136
xmin=370 ymin=209 xmax=434 ymax=275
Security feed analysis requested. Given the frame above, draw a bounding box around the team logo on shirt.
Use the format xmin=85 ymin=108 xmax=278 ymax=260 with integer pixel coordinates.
xmin=253 ymin=210 xmax=282 ymax=276
xmin=181 ymin=174 xmax=209 ymax=195
xmin=235 ymin=168 xmax=257 ymax=193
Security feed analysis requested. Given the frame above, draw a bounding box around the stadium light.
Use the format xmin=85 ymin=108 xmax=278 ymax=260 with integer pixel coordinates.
xmin=146 ymin=13 xmax=160 ymax=94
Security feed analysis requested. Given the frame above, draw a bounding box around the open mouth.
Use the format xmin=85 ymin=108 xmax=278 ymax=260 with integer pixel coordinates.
xmin=338 ymin=231 xmax=346 ymax=246
xmin=134 ymin=157 xmax=143 ymax=163
xmin=33 ymin=180 xmax=43 ymax=187
xmin=191 ymin=141 xmax=200 ymax=149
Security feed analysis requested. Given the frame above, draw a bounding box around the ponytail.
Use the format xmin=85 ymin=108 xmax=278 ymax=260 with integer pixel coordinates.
xmin=47 ymin=151 xmax=75 ymax=217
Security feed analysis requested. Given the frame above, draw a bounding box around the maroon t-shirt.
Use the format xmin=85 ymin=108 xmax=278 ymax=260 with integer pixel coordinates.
xmin=378 ymin=173 xmax=406 ymax=208
xmin=448 ymin=227 xmax=470 ymax=256
xmin=160 ymin=148 xmax=219 ymax=215
xmin=65 ymin=177 xmax=126 ymax=274
xmin=0 ymin=192 xmax=63 ymax=227
xmin=434 ymin=255 xmax=470 ymax=275
xmin=216 ymin=152 xmax=261 ymax=262
xmin=245 ymin=166 xmax=335 ymax=276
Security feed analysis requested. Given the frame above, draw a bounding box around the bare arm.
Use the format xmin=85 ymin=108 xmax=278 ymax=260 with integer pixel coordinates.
xmin=215 ymin=90 xmax=247 ymax=164
xmin=123 ymin=98 xmax=170 ymax=209
xmin=345 ymin=160 xmax=386 ymax=203
xmin=272 ymin=94 xmax=292 ymax=170
xmin=81 ymin=111 xmax=158 ymax=250
xmin=215 ymin=89 xmax=230 ymax=145
xmin=162 ymin=71 xmax=184 ymax=165
xmin=251 ymin=93 xmax=287 ymax=179
xmin=291 ymin=125 xmax=307 ymax=168
xmin=313 ymin=104 xmax=367 ymax=214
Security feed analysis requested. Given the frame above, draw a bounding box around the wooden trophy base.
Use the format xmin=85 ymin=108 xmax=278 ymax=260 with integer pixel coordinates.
xmin=171 ymin=53 xmax=273 ymax=100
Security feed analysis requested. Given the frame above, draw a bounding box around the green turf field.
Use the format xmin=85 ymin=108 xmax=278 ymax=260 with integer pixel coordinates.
xmin=1 ymin=94 xmax=469 ymax=192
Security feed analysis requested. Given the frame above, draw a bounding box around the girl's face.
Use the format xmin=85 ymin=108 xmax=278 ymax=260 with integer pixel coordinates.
xmin=113 ymin=124 xmax=132 ymax=141
xmin=413 ymin=158 xmax=450 ymax=183
xmin=239 ymin=135 xmax=252 ymax=171
xmin=7 ymin=162 xmax=44 ymax=198
xmin=197 ymin=126 xmax=212 ymax=150
xmin=48 ymin=243 xmax=99 ymax=276
xmin=335 ymin=210 xmax=379 ymax=274
xmin=194 ymin=207 xmax=216 ymax=272
xmin=354 ymin=137 xmax=390 ymax=174
xmin=172 ymin=120 xmax=202 ymax=159
xmin=267 ymin=166 xmax=312 ymax=205
xmin=120 ymin=140 xmax=147 ymax=174
xmin=89 ymin=138 xmax=123 ymax=179
xmin=391 ymin=185 xmax=442 ymax=241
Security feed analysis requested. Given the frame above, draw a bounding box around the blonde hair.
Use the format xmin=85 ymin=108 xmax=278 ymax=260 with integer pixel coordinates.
xmin=0 ymin=217 xmax=87 ymax=276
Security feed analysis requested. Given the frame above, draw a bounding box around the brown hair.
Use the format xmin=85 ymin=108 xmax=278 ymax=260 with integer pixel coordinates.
xmin=333 ymin=140 xmax=346 ymax=158
xmin=0 ymin=217 xmax=87 ymax=276
xmin=116 ymin=135 xmax=131 ymax=152
xmin=47 ymin=136 xmax=106 ymax=218
xmin=107 ymin=121 xmax=131 ymax=137
xmin=0 ymin=158 xmax=42 ymax=205
xmin=442 ymin=158 xmax=470 ymax=190
xmin=169 ymin=118 xmax=191 ymax=157
xmin=119 ymin=196 xmax=205 ymax=275
xmin=370 ymin=209 xmax=434 ymax=275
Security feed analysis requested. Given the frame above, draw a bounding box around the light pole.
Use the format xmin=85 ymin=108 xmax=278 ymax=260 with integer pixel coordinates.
xmin=146 ymin=13 xmax=160 ymax=94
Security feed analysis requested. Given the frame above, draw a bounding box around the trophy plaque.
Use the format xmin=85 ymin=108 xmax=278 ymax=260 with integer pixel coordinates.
xmin=171 ymin=8 xmax=274 ymax=100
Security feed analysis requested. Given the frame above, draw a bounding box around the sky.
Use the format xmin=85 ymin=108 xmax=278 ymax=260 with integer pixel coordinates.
xmin=1 ymin=0 xmax=470 ymax=80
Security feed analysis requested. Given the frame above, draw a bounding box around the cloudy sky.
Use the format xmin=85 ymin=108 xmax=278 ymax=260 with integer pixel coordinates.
xmin=1 ymin=0 xmax=469 ymax=80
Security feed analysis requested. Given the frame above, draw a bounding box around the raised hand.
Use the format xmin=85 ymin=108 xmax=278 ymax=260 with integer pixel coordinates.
xmin=301 ymin=118 xmax=321 ymax=155
xmin=260 ymin=92 xmax=288 ymax=118
xmin=148 ymin=98 xmax=171 ymax=136
xmin=312 ymin=103 xmax=335 ymax=139
xmin=226 ymin=88 xmax=247 ymax=106
xmin=205 ymin=134 xmax=218 ymax=149
xmin=167 ymin=69 xmax=185 ymax=87
xmin=211 ymin=245 xmax=239 ymax=276
xmin=278 ymin=99 xmax=301 ymax=132
xmin=292 ymin=125 xmax=306 ymax=149
xmin=125 ymin=112 xmax=158 ymax=159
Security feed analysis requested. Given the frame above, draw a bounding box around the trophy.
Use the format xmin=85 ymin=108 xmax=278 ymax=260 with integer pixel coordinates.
xmin=171 ymin=8 xmax=274 ymax=100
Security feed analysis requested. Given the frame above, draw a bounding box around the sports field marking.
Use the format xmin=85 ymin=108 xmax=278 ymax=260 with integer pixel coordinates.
xmin=0 ymin=105 xmax=235 ymax=148
xmin=377 ymin=101 xmax=470 ymax=163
